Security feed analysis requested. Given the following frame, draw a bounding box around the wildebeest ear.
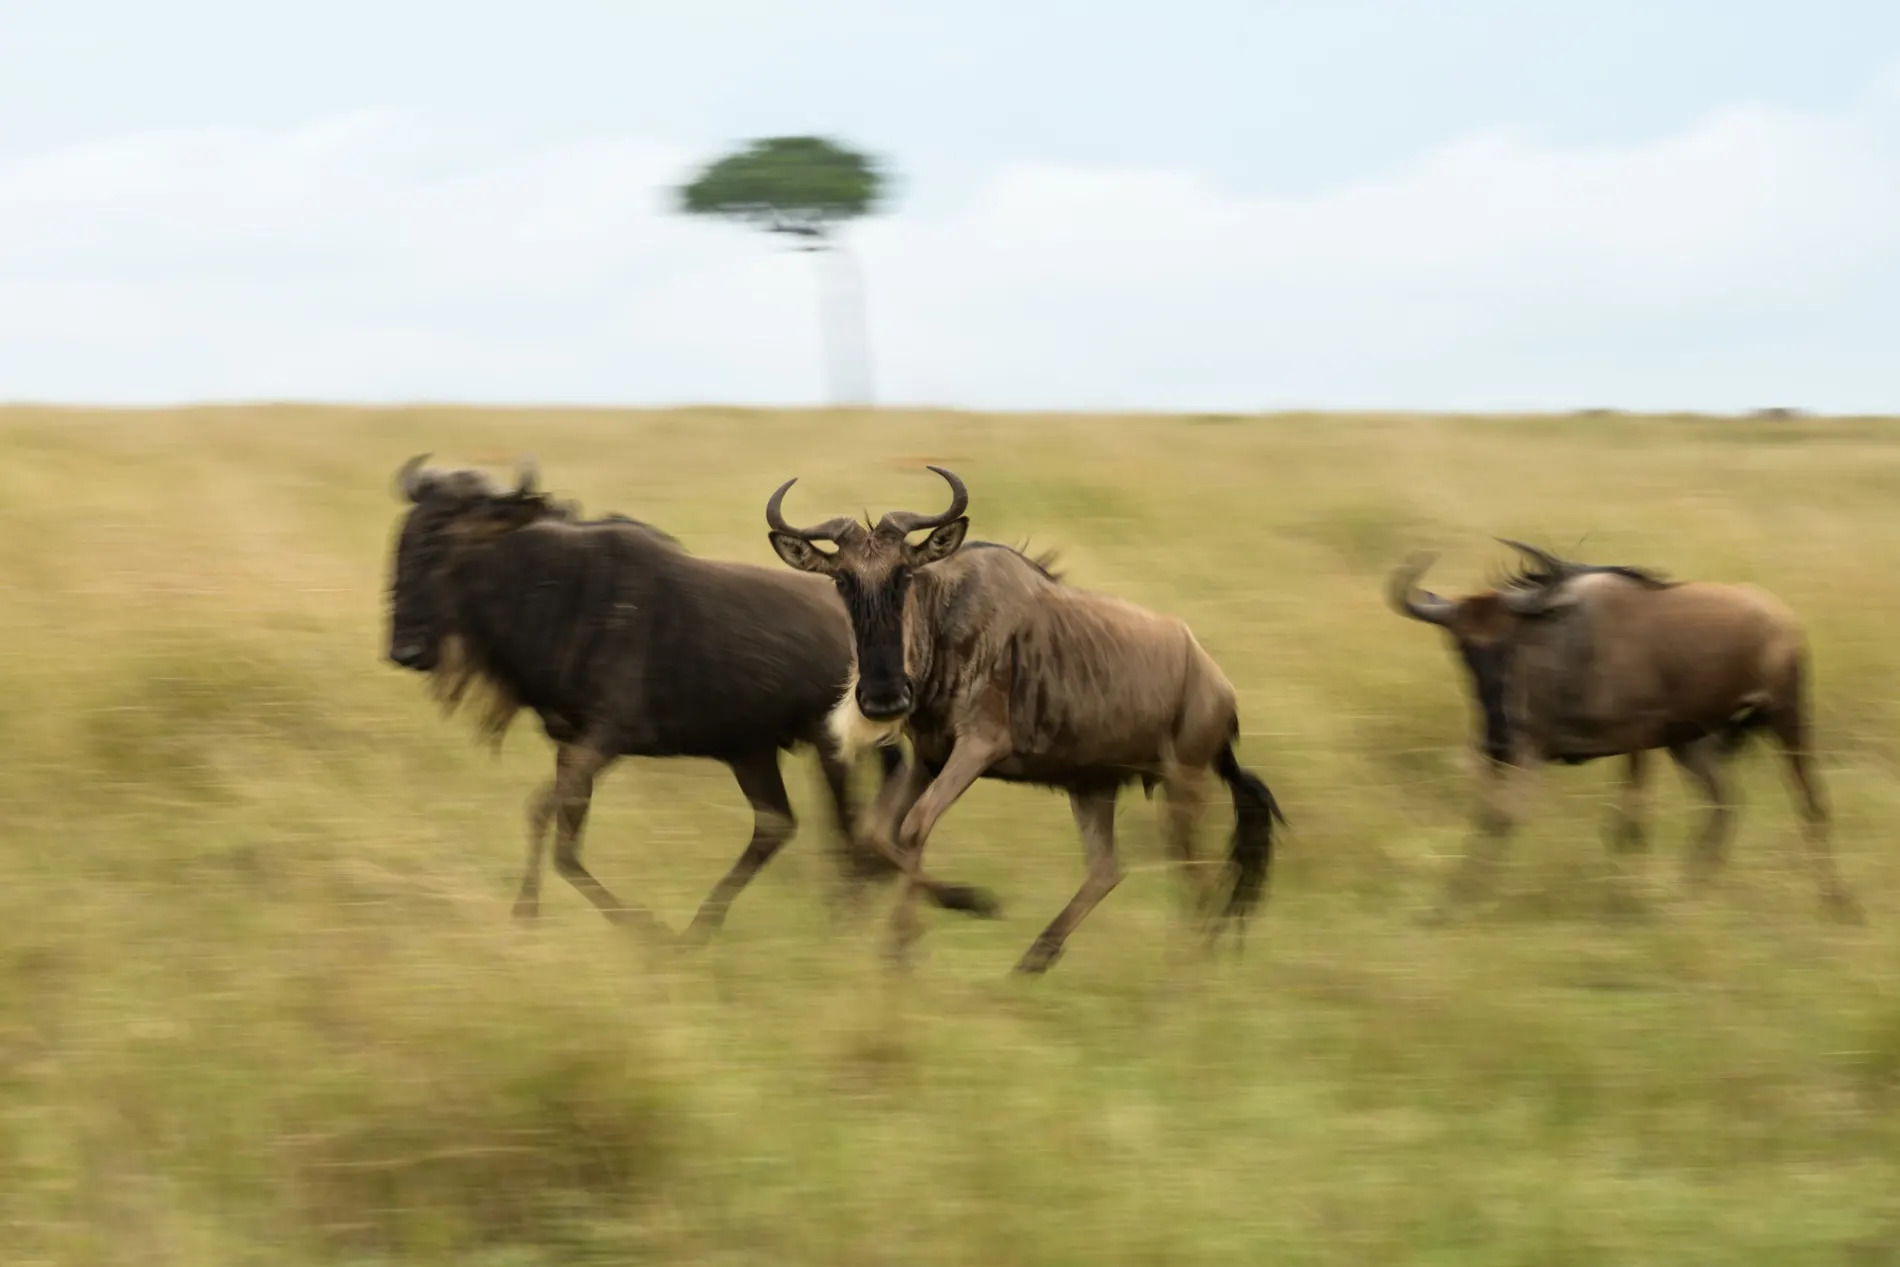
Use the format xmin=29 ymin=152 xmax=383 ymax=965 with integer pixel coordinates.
xmin=909 ymin=517 xmax=968 ymax=566
xmin=769 ymin=531 xmax=837 ymax=574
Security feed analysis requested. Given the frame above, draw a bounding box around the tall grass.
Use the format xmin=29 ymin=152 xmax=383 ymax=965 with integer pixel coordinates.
xmin=2 ymin=405 xmax=1897 ymax=1264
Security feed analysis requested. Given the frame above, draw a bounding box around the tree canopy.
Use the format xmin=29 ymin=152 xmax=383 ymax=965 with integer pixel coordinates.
xmin=677 ymin=136 xmax=883 ymax=242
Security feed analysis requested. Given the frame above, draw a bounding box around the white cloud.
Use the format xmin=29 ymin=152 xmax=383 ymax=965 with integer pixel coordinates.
xmin=1 ymin=80 xmax=1897 ymax=411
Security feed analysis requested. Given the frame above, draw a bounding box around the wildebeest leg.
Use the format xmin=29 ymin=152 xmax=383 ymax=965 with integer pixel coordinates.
xmin=884 ymin=727 xmax=1011 ymax=968
xmin=817 ymin=743 xmax=902 ymax=888
xmin=1016 ymin=784 xmax=1123 ymax=975
xmin=1610 ymin=749 xmax=1651 ymax=853
xmin=1426 ymin=754 xmax=1540 ymax=923
xmin=1670 ymin=738 xmax=1733 ymax=893
xmin=1766 ymin=700 xmax=1860 ymax=921
xmin=538 ymin=744 xmax=668 ymax=935
xmin=682 ymin=751 xmax=797 ymax=944
xmin=515 ymin=741 xmax=587 ymax=919
xmin=1161 ymin=766 xmax=1213 ymax=918
xmin=1603 ymin=749 xmax=1652 ymax=917
xmin=860 ymin=746 xmax=931 ymax=860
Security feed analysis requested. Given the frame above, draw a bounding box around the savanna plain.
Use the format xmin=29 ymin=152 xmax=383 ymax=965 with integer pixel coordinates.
xmin=4 ymin=405 xmax=1900 ymax=1266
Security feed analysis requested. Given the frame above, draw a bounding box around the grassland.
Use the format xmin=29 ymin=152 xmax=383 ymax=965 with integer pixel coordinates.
xmin=2 ymin=404 xmax=1899 ymax=1265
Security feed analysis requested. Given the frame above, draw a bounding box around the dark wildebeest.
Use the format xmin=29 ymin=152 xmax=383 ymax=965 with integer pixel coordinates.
xmin=763 ymin=465 xmax=1285 ymax=974
xmin=1389 ymin=538 xmax=1858 ymax=921
xmin=385 ymin=455 xmax=998 ymax=940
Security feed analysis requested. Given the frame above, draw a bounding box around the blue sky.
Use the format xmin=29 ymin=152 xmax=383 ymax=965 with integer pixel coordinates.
xmin=1 ymin=0 xmax=1895 ymax=412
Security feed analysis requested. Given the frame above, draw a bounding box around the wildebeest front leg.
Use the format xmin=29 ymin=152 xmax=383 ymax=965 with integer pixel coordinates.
xmin=515 ymin=742 xmax=587 ymax=919
xmin=885 ymin=727 xmax=1011 ymax=967
xmin=817 ymin=743 xmax=904 ymax=889
xmin=1016 ymin=784 xmax=1122 ymax=975
xmin=682 ymin=750 xmax=797 ymax=945
xmin=1427 ymin=753 xmax=1541 ymax=922
xmin=536 ymin=743 xmax=669 ymax=935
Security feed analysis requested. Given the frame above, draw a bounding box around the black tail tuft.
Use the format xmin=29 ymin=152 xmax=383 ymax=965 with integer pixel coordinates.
xmin=1214 ymin=743 xmax=1285 ymax=927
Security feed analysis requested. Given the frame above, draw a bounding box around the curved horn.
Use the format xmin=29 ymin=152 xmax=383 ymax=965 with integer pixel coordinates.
xmin=513 ymin=454 xmax=540 ymax=497
xmin=1388 ymin=552 xmax=1457 ymax=626
xmin=764 ymin=477 xmax=863 ymax=544
xmin=879 ymin=465 xmax=970 ymax=535
xmin=1496 ymin=537 xmax=1567 ymax=579
xmin=396 ymin=453 xmax=431 ymax=502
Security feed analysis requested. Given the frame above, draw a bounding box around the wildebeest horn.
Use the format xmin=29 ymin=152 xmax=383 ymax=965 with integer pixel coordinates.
xmin=1388 ymin=552 xmax=1457 ymax=625
xmin=879 ymin=465 xmax=969 ymax=535
xmin=396 ymin=453 xmax=431 ymax=502
xmin=1496 ymin=537 xmax=1567 ymax=579
xmin=513 ymin=455 xmax=539 ymax=497
xmin=765 ymin=477 xmax=864 ymax=544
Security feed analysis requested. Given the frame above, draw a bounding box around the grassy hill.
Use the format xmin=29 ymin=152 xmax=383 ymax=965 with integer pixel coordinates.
xmin=2 ymin=404 xmax=1897 ymax=1265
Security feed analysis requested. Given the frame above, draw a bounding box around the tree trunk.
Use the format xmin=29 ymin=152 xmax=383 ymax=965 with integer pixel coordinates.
xmin=813 ymin=235 xmax=875 ymax=408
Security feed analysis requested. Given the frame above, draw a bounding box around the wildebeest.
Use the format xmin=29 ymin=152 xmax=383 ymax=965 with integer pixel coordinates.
xmin=763 ymin=465 xmax=1285 ymax=974
xmin=1389 ymin=538 xmax=1858 ymax=921
xmin=386 ymin=455 xmax=998 ymax=939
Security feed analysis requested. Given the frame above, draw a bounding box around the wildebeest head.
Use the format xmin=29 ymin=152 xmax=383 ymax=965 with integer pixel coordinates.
xmin=1388 ymin=539 xmax=1590 ymax=762
xmin=764 ymin=465 xmax=970 ymax=722
xmin=386 ymin=452 xmax=557 ymax=672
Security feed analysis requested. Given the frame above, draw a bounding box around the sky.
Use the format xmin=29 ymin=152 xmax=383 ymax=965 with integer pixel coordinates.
xmin=1 ymin=0 xmax=1896 ymax=413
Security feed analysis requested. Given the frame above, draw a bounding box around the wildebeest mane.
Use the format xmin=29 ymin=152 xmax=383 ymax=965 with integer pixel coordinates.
xmin=428 ymin=516 xmax=686 ymax=746
xmin=540 ymin=493 xmax=683 ymax=548
xmin=1490 ymin=550 xmax=1675 ymax=594
xmin=966 ymin=539 xmax=1065 ymax=582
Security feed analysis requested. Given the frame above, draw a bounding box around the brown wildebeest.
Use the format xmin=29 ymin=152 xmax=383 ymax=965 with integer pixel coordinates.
xmin=1389 ymin=538 xmax=1859 ymax=922
xmin=386 ymin=455 xmax=998 ymax=940
xmin=763 ymin=465 xmax=1286 ymax=974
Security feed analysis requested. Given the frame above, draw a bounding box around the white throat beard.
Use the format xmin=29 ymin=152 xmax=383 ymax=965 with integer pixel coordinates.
xmin=827 ymin=671 xmax=907 ymax=763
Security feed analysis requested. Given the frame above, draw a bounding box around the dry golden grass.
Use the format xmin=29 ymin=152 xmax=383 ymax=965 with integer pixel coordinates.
xmin=3 ymin=403 xmax=1899 ymax=1264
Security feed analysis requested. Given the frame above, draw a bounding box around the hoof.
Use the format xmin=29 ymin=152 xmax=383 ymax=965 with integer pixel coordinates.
xmin=1013 ymin=940 xmax=1063 ymax=975
xmin=511 ymin=899 xmax=540 ymax=920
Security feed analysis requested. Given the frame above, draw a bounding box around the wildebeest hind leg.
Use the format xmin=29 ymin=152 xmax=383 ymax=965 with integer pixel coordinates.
xmin=683 ymin=751 xmax=797 ymax=944
xmin=1161 ymin=767 xmax=1213 ymax=920
xmin=1016 ymin=785 xmax=1122 ymax=975
xmin=1603 ymin=749 xmax=1652 ymax=918
xmin=544 ymin=744 xmax=669 ymax=936
xmin=1767 ymin=704 xmax=1860 ymax=921
xmin=1669 ymin=739 xmax=1733 ymax=894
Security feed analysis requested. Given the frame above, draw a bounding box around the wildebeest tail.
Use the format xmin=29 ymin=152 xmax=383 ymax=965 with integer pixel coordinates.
xmin=1214 ymin=741 xmax=1285 ymax=924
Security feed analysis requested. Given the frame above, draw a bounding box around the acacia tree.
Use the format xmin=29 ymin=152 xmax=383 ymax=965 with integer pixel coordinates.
xmin=677 ymin=136 xmax=886 ymax=406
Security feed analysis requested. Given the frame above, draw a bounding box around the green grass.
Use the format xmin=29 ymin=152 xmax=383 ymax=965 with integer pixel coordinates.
xmin=3 ymin=404 xmax=1899 ymax=1264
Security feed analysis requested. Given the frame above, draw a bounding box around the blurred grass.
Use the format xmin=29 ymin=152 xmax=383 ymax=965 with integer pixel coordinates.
xmin=2 ymin=404 xmax=1899 ymax=1264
